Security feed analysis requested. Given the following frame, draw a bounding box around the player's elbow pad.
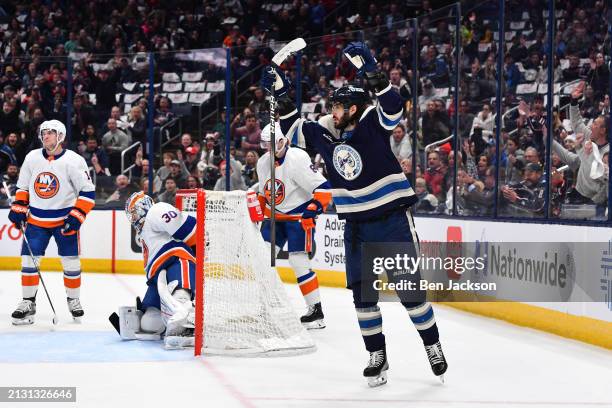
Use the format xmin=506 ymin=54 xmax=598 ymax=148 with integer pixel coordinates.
xmin=277 ymin=96 xmax=296 ymax=117
xmin=365 ymin=71 xmax=390 ymax=94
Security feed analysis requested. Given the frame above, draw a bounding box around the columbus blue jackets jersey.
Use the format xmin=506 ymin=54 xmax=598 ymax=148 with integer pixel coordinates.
xmin=280 ymin=83 xmax=417 ymax=221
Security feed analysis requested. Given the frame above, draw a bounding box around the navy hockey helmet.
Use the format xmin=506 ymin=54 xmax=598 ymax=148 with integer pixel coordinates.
xmin=329 ymin=85 xmax=369 ymax=109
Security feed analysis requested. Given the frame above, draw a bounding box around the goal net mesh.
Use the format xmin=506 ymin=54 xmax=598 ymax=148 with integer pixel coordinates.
xmin=176 ymin=189 xmax=315 ymax=356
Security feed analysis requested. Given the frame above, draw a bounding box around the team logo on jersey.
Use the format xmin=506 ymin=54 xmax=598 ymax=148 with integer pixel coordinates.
xmin=333 ymin=144 xmax=362 ymax=181
xmin=264 ymin=179 xmax=285 ymax=205
xmin=33 ymin=172 xmax=60 ymax=199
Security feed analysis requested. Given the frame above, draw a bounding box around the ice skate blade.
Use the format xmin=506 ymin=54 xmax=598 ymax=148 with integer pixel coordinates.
xmin=366 ymin=372 xmax=388 ymax=388
xmin=438 ymin=374 xmax=445 ymax=384
xmin=302 ymin=319 xmax=326 ymax=330
xmin=12 ymin=316 xmax=35 ymax=326
xmin=164 ymin=335 xmax=194 ymax=350
xmin=72 ymin=316 xmax=82 ymax=324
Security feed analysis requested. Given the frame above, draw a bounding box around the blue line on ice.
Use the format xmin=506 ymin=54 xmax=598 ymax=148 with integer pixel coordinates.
xmin=0 ymin=331 xmax=193 ymax=363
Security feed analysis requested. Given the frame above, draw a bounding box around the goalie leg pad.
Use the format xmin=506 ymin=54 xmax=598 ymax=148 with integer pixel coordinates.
xmin=141 ymin=307 xmax=164 ymax=334
xmin=118 ymin=306 xmax=143 ymax=340
xmin=157 ymin=268 xmax=195 ymax=335
xmin=288 ymin=252 xmax=321 ymax=306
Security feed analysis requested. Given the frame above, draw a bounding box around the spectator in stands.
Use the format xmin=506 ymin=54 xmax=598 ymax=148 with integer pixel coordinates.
xmin=562 ymin=54 xmax=588 ymax=82
xmin=565 ymin=23 xmax=592 ymax=58
xmin=154 ymin=96 xmax=175 ymax=126
xmin=2 ymin=132 xmax=27 ymax=167
xmin=70 ymin=93 xmax=94 ymax=145
xmin=423 ymin=150 xmax=447 ymax=201
xmin=523 ymin=147 xmax=540 ymax=166
xmin=418 ymin=78 xmax=436 ymax=112
xmin=166 ymin=159 xmax=188 ymax=189
xmin=247 ymin=88 xmax=269 ymax=119
xmin=186 ymin=175 xmax=201 ymax=190
xmin=231 ymin=112 xmax=261 ymax=153
xmin=590 ymin=53 xmax=610 ymax=100
xmin=501 ymin=135 xmax=525 ymax=184
xmin=183 ymin=146 xmax=200 ymax=175
xmin=0 ymin=99 xmax=21 ymax=138
xmin=214 ymin=160 xmax=247 ymax=191
xmin=509 ymin=34 xmax=528 ymax=63
xmin=551 ymin=81 xmax=609 ymax=210
xmin=390 ymin=124 xmax=412 ymax=161
xmin=422 ymin=100 xmax=450 ymax=148
xmin=102 ymin=118 xmax=131 ymax=174
xmin=105 ymin=174 xmax=135 ymax=206
xmin=242 ymin=150 xmax=259 ymax=188
xmin=157 ymin=177 xmax=178 ymax=206
xmin=0 ymin=163 xmax=19 ymax=203
xmin=459 ymin=166 xmax=495 ymax=216
xmin=80 ymin=136 xmax=111 ymax=191
xmin=109 ymin=106 xmax=128 ymax=132
xmin=86 ymin=63 xmax=119 ymax=118
xmin=458 ymin=99 xmax=475 ymax=140
xmin=503 ymin=53 xmax=521 ymax=95
xmin=501 ymin=162 xmax=546 ymax=217
xmin=126 ymin=106 xmax=146 ymax=149
xmin=414 ymin=177 xmax=439 ymax=213
xmin=470 ymin=103 xmax=495 ymax=141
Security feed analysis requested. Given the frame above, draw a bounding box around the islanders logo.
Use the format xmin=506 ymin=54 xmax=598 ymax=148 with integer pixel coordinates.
xmin=34 ymin=172 xmax=60 ymax=199
xmin=333 ymin=144 xmax=362 ymax=181
xmin=264 ymin=178 xmax=285 ymax=205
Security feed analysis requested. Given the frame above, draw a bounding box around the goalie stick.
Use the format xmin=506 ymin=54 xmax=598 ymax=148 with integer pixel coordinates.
xmin=3 ymin=180 xmax=58 ymax=325
xmin=267 ymin=38 xmax=307 ymax=267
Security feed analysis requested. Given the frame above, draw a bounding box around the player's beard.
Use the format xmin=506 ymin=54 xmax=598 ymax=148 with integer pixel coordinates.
xmin=334 ymin=111 xmax=353 ymax=130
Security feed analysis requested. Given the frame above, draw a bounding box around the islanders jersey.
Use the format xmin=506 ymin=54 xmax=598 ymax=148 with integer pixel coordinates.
xmin=280 ymin=83 xmax=417 ymax=221
xmin=16 ymin=149 xmax=95 ymax=228
xmin=139 ymin=202 xmax=197 ymax=282
xmin=256 ymin=146 xmax=328 ymax=219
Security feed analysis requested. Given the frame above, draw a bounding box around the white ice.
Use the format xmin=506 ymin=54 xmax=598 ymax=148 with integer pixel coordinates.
xmin=0 ymin=270 xmax=610 ymax=408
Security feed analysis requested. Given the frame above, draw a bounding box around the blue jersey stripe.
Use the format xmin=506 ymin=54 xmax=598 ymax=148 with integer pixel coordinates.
xmin=378 ymin=109 xmax=402 ymax=127
xmin=79 ymin=190 xmax=95 ymax=199
xmin=172 ymin=216 xmax=196 ymax=241
xmin=358 ymin=317 xmax=383 ymax=329
xmin=297 ymin=270 xmax=315 ymax=284
xmin=29 ymin=206 xmax=71 ymax=218
xmin=333 ymin=179 xmax=412 ymax=206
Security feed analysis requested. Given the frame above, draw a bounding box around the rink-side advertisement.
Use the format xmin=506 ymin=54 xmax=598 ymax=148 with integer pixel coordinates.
xmin=0 ymin=209 xmax=611 ymax=327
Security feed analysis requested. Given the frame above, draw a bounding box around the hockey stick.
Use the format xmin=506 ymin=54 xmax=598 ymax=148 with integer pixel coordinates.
xmin=267 ymin=38 xmax=307 ymax=267
xmin=3 ymin=181 xmax=58 ymax=325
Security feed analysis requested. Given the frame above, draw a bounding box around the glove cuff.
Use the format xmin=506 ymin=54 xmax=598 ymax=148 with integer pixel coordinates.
xmin=69 ymin=208 xmax=87 ymax=224
xmin=365 ymin=71 xmax=390 ymax=94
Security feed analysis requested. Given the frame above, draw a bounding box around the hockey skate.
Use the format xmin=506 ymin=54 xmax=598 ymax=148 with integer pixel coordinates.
xmin=363 ymin=347 xmax=389 ymax=387
xmin=12 ymin=298 xmax=36 ymax=325
xmin=67 ymin=297 xmax=84 ymax=322
xmin=425 ymin=341 xmax=448 ymax=383
xmin=300 ymin=302 xmax=325 ymax=329
xmin=164 ymin=305 xmax=195 ymax=349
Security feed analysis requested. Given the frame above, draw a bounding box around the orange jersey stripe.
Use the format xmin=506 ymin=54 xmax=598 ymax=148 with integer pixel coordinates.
xmin=74 ymin=198 xmax=95 ymax=214
xmin=181 ymin=259 xmax=190 ymax=290
xmin=27 ymin=217 xmax=64 ymax=228
xmin=22 ymin=275 xmax=40 ymax=286
xmin=15 ymin=190 xmax=29 ymax=202
xmin=299 ymin=276 xmax=319 ymax=296
xmin=148 ymin=248 xmax=196 ymax=280
xmin=64 ymin=276 xmax=81 ymax=289
xmin=185 ymin=230 xmax=197 ymax=247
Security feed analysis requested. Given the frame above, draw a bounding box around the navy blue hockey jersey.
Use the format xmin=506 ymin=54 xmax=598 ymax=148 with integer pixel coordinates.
xmin=279 ymin=83 xmax=417 ymax=221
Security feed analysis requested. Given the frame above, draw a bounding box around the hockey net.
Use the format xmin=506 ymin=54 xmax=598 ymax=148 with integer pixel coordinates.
xmin=176 ymin=189 xmax=315 ymax=356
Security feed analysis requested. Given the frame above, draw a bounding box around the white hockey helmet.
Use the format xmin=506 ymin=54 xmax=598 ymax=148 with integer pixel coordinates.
xmin=39 ymin=119 xmax=67 ymax=146
xmin=260 ymin=122 xmax=288 ymax=157
xmin=125 ymin=191 xmax=154 ymax=232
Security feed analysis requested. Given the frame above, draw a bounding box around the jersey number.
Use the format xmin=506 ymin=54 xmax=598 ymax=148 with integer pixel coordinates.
xmin=161 ymin=211 xmax=178 ymax=223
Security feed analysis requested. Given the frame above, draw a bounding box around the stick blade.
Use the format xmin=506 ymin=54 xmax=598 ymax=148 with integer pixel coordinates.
xmin=272 ymin=38 xmax=307 ymax=65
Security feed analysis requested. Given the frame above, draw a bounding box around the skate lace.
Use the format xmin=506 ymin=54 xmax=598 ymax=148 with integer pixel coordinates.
xmin=368 ymin=350 xmax=385 ymax=368
xmin=426 ymin=342 xmax=444 ymax=365
xmin=16 ymin=300 xmax=33 ymax=312
xmin=68 ymin=298 xmax=82 ymax=311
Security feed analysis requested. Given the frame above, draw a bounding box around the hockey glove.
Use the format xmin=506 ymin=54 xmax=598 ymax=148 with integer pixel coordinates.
xmin=343 ymin=42 xmax=377 ymax=76
xmin=61 ymin=208 xmax=86 ymax=236
xmin=8 ymin=200 xmax=28 ymax=229
xmin=301 ymin=199 xmax=324 ymax=232
xmin=261 ymin=65 xmax=290 ymax=97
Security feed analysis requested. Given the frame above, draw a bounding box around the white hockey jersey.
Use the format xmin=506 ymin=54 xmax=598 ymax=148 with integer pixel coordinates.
xmin=256 ymin=146 xmax=328 ymax=218
xmin=140 ymin=202 xmax=197 ymax=281
xmin=16 ymin=149 xmax=95 ymax=228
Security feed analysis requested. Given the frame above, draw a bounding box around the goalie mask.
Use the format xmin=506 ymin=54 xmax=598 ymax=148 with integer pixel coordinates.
xmin=260 ymin=122 xmax=288 ymax=158
xmin=125 ymin=191 xmax=154 ymax=233
xmin=39 ymin=119 xmax=66 ymax=153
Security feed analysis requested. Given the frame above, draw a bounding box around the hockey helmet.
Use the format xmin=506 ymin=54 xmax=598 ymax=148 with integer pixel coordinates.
xmin=39 ymin=119 xmax=66 ymax=153
xmin=260 ymin=122 xmax=288 ymax=156
xmin=125 ymin=191 xmax=154 ymax=232
xmin=329 ymin=85 xmax=369 ymax=109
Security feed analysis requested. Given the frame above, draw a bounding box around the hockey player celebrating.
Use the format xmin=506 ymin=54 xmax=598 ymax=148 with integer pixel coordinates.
xmin=262 ymin=42 xmax=448 ymax=386
xmin=257 ymin=122 xmax=331 ymax=329
xmin=120 ymin=192 xmax=198 ymax=348
xmin=8 ymin=119 xmax=95 ymax=324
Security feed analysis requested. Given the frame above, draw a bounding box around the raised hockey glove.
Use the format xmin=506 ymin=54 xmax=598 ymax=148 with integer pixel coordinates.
xmin=343 ymin=42 xmax=377 ymax=76
xmin=261 ymin=65 xmax=290 ymax=97
xmin=8 ymin=200 xmax=28 ymax=229
xmin=61 ymin=208 xmax=86 ymax=236
xmin=301 ymin=199 xmax=324 ymax=232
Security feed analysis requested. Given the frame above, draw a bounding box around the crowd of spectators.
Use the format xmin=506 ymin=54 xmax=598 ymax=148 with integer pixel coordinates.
xmin=0 ymin=0 xmax=610 ymax=222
